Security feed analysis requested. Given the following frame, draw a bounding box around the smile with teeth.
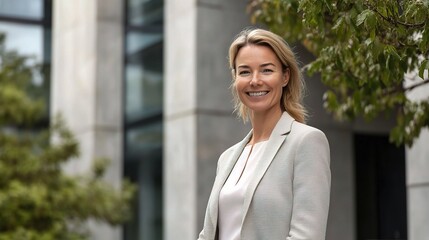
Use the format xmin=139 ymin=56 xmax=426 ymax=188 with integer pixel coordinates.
xmin=247 ymin=91 xmax=269 ymax=97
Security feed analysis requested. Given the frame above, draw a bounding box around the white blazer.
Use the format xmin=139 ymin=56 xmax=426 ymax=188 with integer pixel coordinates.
xmin=198 ymin=112 xmax=331 ymax=240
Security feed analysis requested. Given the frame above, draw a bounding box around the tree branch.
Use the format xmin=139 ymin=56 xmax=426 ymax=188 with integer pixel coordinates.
xmin=404 ymin=78 xmax=429 ymax=92
xmin=365 ymin=2 xmax=426 ymax=29
xmin=381 ymin=79 xmax=429 ymax=97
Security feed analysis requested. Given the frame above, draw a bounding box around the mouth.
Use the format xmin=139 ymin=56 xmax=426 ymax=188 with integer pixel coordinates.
xmin=247 ymin=91 xmax=269 ymax=97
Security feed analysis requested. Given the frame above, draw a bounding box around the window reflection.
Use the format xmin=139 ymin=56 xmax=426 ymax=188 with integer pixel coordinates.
xmin=124 ymin=0 xmax=164 ymax=239
xmin=126 ymin=31 xmax=163 ymax=123
xmin=126 ymin=121 xmax=163 ymax=159
xmin=126 ymin=64 xmax=163 ymax=122
xmin=124 ymin=122 xmax=163 ymax=240
xmin=127 ymin=0 xmax=163 ymax=26
xmin=0 ymin=0 xmax=43 ymax=19
xmin=124 ymin=152 xmax=163 ymax=240
xmin=0 ymin=22 xmax=43 ymax=63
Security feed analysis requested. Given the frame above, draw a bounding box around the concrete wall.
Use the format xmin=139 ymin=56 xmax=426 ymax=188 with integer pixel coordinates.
xmin=406 ymin=74 xmax=429 ymax=240
xmin=50 ymin=0 xmax=124 ymax=239
xmin=407 ymin=129 xmax=429 ymax=240
xmin=164 ymin=1 xmax=197 ymax=239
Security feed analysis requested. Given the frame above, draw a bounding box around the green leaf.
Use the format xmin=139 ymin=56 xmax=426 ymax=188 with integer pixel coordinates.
xmin=332 ymin=16 xmax=344 ymax=32
xmin=419 ymin=59 xmax=429 ymax=79
xmin=364 ymin=38 xmax=373 ymax=46
xmin=356 ymin=9 xmax=373 ymax=26
xmin=365 ymin=11 xmax=377 ymax=30
xmin=420 ymin=28 xmax=429 ymax=55
xmin=322 ymin=90 xmax=338 ymax=110
xmin=385 ymin=45 xmax=401 ymax=60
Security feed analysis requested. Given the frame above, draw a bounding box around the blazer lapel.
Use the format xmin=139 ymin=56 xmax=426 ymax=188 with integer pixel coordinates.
xmin=241 ymin=112 xmax=295 ymax=224
xmin=208 ymin=131 xmax=253 ymax=229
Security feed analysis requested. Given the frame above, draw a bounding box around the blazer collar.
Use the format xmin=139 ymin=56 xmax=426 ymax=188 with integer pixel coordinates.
xmin=268 ymin=111 xmax=295 ymax=136
xmin=209 ymin=131 xmax=252 ymax=227
xmin=241 ymin=111 xmax=294 ymax=223
xmin=209 ymin=112 xmax=295 ymax=232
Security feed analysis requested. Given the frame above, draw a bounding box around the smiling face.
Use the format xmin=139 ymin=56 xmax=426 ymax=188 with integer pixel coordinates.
xmin=234 ymin=44 xmax=289 ymax=119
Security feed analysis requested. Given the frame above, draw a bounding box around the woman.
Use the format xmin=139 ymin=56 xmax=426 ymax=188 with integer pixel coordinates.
xmin=198 ymin=28 xmax=331 ymax=240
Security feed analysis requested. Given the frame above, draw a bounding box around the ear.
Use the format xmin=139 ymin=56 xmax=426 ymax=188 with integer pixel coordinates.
xmin=231 ymin=69 xmax=236 ymax=80
xmin=282 ymin=68 xmax=290 ymax=87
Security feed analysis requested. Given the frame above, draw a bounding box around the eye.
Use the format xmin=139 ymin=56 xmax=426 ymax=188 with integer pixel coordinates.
xmin=238 ymin=70 xmax=251 ymax=76
xmin=261 ymin=68 xmax=274 ymax=74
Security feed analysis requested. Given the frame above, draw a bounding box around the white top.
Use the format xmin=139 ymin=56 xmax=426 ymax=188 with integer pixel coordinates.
xmin=218 ymin=140 xmax=268 ymax=240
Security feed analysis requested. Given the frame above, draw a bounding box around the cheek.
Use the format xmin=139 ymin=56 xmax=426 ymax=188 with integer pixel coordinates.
xmin=276 ymin=78 xmax=286 ymax=92
xmin=234 ymin=78 xmax=247 ymax=92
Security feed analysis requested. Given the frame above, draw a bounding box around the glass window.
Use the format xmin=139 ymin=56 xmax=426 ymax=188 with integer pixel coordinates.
xmin=127 ymin=0 xmax=163 ymax=27
xmin=126 ymin=121 xmax=163 ymax=156
xmin=123 ymin=0 xmax=164 ymax=239
xmin=125 ymin=31 xmax=163 ymax=123
xmin=124 ymin=122 xmax=163 ymax=240
xmin=0 ymin=22 xmax=44 ymax=64
xmin=0 ymin=0 xmax=51 ymax=122
xmin=0 ymin=0 xmax=44 ymax=20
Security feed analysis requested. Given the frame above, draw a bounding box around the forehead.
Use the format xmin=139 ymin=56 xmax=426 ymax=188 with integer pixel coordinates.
xmin=235 ymin=44 xmax=281 ymax=67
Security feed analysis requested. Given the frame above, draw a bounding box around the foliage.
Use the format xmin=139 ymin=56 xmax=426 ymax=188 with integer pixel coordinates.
xmin=249 ymin=0 xmax=429 ymax=146
xmin=0 ymin=33 xmax=136 ymax=239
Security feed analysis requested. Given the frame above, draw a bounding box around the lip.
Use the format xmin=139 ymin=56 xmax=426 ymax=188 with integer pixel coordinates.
xmin=246 ymin=91 xmax=269 ymax=97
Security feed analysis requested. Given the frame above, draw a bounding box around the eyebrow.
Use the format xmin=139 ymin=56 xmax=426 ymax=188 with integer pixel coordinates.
xmin=237 ymin=63 xmax=276 ymax=69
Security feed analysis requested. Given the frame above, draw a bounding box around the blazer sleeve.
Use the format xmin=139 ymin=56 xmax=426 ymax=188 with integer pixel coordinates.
xmin=287 ymin=129 xmax=331 ymax=240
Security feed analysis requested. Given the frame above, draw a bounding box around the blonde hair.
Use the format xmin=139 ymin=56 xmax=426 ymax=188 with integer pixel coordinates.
xmin=228 ymin=28 xmax=307 ymax=123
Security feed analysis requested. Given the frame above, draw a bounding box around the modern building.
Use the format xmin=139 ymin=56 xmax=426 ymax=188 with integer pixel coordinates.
xmin=0 ymin=0 xmax=427 ymax=239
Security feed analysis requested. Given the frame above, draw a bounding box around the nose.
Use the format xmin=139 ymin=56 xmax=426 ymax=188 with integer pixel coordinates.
xmin=250 ymin=72 xmax=261 ymax=86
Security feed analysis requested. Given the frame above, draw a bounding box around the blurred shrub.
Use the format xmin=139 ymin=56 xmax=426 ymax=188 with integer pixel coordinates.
xmin=0 ymin=33 xmax=136 ymax=240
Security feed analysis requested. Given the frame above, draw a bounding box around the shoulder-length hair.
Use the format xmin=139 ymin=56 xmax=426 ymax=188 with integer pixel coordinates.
xmin=228 ymin=28 xmax=307 ymax=123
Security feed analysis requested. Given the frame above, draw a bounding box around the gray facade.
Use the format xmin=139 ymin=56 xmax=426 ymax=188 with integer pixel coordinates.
xmin=407 ymin=130 xmax=429 ymax=240
xmin=406 ymin=81 xmax=429 ymax=240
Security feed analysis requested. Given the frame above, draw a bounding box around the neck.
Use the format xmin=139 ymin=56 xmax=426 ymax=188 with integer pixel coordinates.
xmin=249 ymin=109 xmax=283 ymax=145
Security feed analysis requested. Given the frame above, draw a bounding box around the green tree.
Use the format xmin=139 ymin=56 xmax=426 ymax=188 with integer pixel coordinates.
xmin=0 ymin=33 xmax=135 ymax=239
xmin=249 ymin=0 xmax=429 ymax=146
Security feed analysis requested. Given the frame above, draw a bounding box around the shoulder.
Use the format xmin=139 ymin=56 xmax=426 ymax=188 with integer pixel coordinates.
xmin=291 ymin=121 xmax=327 ymax=139
xmin=291 ymin=121 xmax=324 ymax=135
xmin=286 ymin=123 xmax=331 ymax=175
xmin=288 ymin=121 xmax=329 ymax=150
